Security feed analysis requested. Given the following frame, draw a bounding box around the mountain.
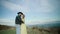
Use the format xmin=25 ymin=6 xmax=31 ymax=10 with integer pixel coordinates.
xmin=28 ymin=21 xmax=60 ymax=28
xmin=40 ymin=21 xmax=60 ymax=28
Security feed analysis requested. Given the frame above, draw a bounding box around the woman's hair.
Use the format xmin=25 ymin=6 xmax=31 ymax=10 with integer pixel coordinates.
xmin=23 ymin=14 xmax=25 ymax=18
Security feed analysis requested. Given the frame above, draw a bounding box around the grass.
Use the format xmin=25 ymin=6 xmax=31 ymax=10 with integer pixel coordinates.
xmin=0 ymin=29 xmax=43 ymax=34
xmin=0 ymin=28 xmax=58 ymax=34
xmin=0 ymin=27 xmax=58 ymax=34
xmin=0 ymin=29 xmax=16 ymax=34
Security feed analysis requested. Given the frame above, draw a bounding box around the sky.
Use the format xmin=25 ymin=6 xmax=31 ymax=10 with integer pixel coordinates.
xmin=0 ymin=0 xmax=60 ymax=26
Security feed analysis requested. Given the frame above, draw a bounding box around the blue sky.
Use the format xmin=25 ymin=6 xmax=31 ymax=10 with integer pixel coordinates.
xmin=0 ymin=0 xmax=60 ymax=26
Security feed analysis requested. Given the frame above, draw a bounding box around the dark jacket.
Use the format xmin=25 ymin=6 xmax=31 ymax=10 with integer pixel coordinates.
xmin=15 ymin=15 xmax=23 ymax=25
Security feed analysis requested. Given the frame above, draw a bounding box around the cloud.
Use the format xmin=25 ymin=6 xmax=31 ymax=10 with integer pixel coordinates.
xmin=0 ymin=0 xmax=59 ymax=26
xmin=0 ymin=18 xmax=59 ymax=26
xmin=39 ymin=0 xmax=54 ymax=12
xmin=0 ymin=19 xmax=15 ymax=26
xmin=36 ymin=0 xmax=54 ymax=13
xmin=25 ymin=0 xmax=54 ymax=13
xmin=1 ymin=1 xmax=30 ymax=13
xmin=1 ymin=0 xmax=56 ymax=13
xmin=25 ymin=18 xmax=59 ymax=25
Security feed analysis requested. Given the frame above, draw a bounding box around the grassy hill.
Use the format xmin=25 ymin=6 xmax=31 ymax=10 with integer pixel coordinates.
xmin=0 ymin=27 xmax=59 ymax=34
xmin=0 ymin=25 xmax=16 ymax=34
xmin=0 ymin=24 xmax=59 ymax=34
xmin=0 ymin=29 xmax=16 ymax=34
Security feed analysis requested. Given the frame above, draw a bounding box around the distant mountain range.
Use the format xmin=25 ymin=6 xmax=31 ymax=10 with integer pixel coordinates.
xmin=28 ymin=21 xmax=60 ymax=28
xmin=40 ymin=21 xmax=60 ymax=28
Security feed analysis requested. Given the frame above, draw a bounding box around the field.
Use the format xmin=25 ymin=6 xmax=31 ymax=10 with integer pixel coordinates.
xmin=0 ymin=29 xmax=51 ymax=34
xmin=0 ymin=27 xmax=59 ymax=34
xmin=0 ymin=23 xmax=59 ymax=34
xmin=0 ymin=29 xmax=16 ymax=34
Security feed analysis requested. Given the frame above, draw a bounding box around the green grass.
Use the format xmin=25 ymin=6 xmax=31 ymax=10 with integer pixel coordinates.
xmin=0 ymin=28 xmax=57 ymax=34
xmin=0 ymin=29 xmax=52 ymax=34
xmin=0 ymin=29 xmax=16 ymax=34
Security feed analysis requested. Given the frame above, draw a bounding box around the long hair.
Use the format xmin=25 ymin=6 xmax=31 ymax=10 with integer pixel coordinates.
xmin=21 ymin=14 xmax=25 ymax=23
xmin=23 ymin=14 xmax=25 ymax=19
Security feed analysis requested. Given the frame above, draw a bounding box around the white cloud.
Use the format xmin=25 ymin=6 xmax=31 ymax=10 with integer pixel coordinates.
xmin=25 ymin=0 xmax=54 ymax=13
xmin=25 ymin=18 xmax=59 ymax=25
xmin=37 ymin=0 xmax=54 ymax=13
xmin=1 ymin=0 xmax=55 ymax=13
xmin=0 ymin=18 xmax=59 ymax=26
xmin=1 ymin=1 xmax=30 ymax=13
xmin=0 ymin=19 xmax=15 ymax=26
xmin=2 ymin=0 xmax=54 ymax=12
xmin=0 ymin=0 xmax=59 ymax=26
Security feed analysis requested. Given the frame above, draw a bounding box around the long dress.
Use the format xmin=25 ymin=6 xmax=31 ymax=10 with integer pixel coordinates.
xmin=21 ymin=17 xmax=27 ymax=34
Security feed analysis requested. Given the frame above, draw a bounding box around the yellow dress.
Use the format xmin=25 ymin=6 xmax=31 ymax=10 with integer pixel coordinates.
xmin=21 ymin=18 xmax=27 ymax=34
